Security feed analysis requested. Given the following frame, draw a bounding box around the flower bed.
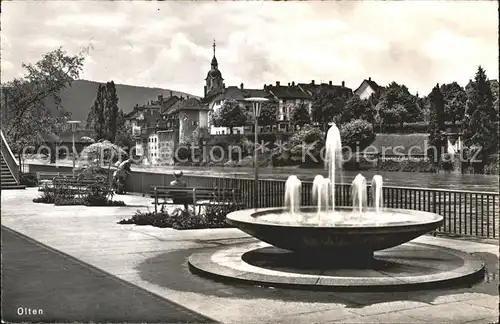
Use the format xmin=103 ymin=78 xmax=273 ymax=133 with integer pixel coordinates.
xmin=33 ymin=165 xmax=125 ymax=207
xmin=118 ymin=204 xmax=238 ymax=230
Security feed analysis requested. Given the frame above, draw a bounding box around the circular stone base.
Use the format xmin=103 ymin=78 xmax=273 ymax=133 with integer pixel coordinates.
xmin=188 ymin=242 xmax=485 ymax=291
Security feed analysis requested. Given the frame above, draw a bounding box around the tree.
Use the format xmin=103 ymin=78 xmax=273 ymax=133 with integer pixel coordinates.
xmin=311 ymin=90 xmax=346 ymax=130
xmin=3 ymin=47 xmax=85 ymax=161
xmin=86 ymin=81 xmax=124 ymax=142
xmin=104 ymin=81 xmax=119 ymax=141
xmin=257 ymin=101 xmax=278 ymax=125
xmin=290 ymin=102 xmax=310 ymax=127
xmin=440 ymin=82 xmax=467 ymax=124
xmin=115 ymin=111 xmax=134 ymax=150
xmin=376 ymin=101 xmax=406 ymax=131
xmin=288 ymin=124 xmax=325 ymax=165
xmin=86 ymin=84 xmax=107 ymax=140
xmin=428 ymin=84 xmax=447 ymax=163
xmin=490 ymin=79 xmax=499 ymax=113
xmin=340 ymin=119 xmax=374 ymax=149
xmin=379 ymin=82 xmax=421 ymax=123
xmin=462 ymin=66 xmax=498 ymax=167
xmin=211 ymin=99 xmax=248 ymax=134
xmin=341 ymin=96 xmax=375 ymax=124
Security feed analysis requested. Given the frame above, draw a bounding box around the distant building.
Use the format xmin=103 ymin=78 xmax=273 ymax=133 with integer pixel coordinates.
xmin=164 ymin=97 xmax=209 ymax=144
xmin=264 ymin=81 xmax=312 ymax=129
xmin=354 ymin=77 xmax=381 ymax=100
xmin=206 ymin=84 xmax=274 ymax=135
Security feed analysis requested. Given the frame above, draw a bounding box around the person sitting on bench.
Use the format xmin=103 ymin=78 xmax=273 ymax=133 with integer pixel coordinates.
xmin=169 ymin=170 xmax=189 ymax=209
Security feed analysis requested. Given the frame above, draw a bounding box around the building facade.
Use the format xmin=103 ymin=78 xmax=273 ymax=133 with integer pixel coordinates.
xmin=354 ymin=77 xmax=381 ymax=100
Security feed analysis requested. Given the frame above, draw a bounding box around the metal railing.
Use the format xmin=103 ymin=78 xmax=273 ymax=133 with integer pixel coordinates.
xmin=180 ymin=174 xmax=499 ymax=239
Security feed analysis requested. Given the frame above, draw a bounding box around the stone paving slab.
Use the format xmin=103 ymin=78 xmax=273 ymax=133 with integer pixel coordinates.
xmin=1 ymin=188 xmax=499 ymax=323
xmin=395 ymin=301 xmax=495 ymax=323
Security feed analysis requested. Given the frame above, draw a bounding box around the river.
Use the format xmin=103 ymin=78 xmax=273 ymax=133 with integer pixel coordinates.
xmin=25 ymin=159 xmax=498 ymax=192
xmin=137 ymin=165 xmax=499 ymax=193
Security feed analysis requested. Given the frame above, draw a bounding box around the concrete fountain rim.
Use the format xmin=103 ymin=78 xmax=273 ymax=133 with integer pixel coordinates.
xmin=226 ymin=206 xmax=444 ymax=230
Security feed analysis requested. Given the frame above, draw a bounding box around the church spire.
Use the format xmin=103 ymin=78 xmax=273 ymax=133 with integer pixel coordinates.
xmin=204 ymin=38 xmax=224 ymax=97
xmin=211 ymin=39 xmax=218 ymax=68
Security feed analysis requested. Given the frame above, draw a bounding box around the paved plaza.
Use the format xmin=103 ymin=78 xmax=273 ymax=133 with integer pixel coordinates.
xmin=1 ymin=188 xmax=498 ymax=323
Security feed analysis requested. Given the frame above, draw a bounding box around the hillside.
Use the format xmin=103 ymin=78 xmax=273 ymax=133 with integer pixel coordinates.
xmin=45 ymin=79 xmax=200 ymax=126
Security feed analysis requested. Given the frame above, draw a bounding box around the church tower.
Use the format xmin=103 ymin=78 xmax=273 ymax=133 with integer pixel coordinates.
xmin=204 ymin=40 xmax=224 ymax=97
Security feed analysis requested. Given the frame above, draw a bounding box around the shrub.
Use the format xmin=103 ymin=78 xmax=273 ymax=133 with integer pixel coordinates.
xmin=377 ymin=159 xmax=402 ymax=171
xmin=118 ymin=204 xmax=236 ymax=229
xmin=33 ymin=194 xmax=55 ymax=204
xmin=484 ymin=154 xmax=499 ymax=175
xmin=441 ymin=153 xmax=454 ymax=171
xmin=83 ymin=182 xmax=110 ymax=206
xmin=340 ymin=119 xmax=374 ymax=149
xmin=204 ymin=204 xmax=239 ymax=225
xmin=20 ymin=173 xmax=38 ymax=187
xmin=55 ymin=197 xmax=85 ymax=206
xmin=289 ymin=124 xmax=325 ymax=166
xmin=377 ymin=158 xmax=438 ymax=173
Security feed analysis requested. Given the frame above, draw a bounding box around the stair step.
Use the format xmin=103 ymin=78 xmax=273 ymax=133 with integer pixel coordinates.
xmin=1 ymin=185 xmax=26 ymax=190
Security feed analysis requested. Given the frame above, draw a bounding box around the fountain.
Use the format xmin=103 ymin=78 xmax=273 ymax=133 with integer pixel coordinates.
xmin=312 ymin=175 xmax=330 ymax=223
xmin=284 ymin=175 xmax=302 ymax=222
xmin=189 ymin=123 xmax=485 ymax=290
xmin=351 ymin=173 xmax=367 ymax=216
xmin=325 ymin=123 xmax=342 ymax=211
xmin=371 ymin=175 xmax=383 ymax=213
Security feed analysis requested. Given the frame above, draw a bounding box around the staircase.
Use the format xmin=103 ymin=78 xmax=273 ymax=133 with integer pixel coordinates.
xmin=1 ymin=154 xmax=25 ymax=190
xmin=1 ymin=129 xmax=25 ymax=190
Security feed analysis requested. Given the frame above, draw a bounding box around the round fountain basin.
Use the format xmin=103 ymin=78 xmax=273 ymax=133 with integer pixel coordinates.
xmin=226 ymin=207 xmax=443 ymax=255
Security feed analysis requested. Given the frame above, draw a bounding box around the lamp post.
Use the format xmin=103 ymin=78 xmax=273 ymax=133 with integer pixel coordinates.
xmin=66 ymin=120 xmax=81 ymax=176
xmin=245 ymin=97 xmax=269 ymax=209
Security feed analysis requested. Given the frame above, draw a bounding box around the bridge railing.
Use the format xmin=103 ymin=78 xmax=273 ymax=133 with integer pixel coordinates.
xmin=181 ymin=174 xmax=498 ymax=239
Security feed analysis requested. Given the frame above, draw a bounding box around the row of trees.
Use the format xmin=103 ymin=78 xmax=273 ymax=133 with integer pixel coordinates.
xmin=427 ymin=66 xmax=498 ymax=168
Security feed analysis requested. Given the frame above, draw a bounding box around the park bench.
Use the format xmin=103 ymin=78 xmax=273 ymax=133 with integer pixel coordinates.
xmin=150 ymin=186 xmax=244 ymax=215
xmin=37 ymin=171 xmax=74 ymax=191
xmin=52 ymin=176 xmax=112 ymax=200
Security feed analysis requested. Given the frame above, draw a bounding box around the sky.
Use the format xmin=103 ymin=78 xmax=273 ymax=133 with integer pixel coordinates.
xmin=1 ymin=1 xmax=498 ymax=97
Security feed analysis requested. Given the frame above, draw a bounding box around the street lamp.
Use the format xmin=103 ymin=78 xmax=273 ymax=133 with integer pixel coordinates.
xmin=66 ymin=120 xmax=81 ymax=176
xmin=244 ymin=97 xmax=269 ymax=209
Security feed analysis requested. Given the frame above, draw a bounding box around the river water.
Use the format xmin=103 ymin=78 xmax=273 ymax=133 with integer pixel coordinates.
xmin=138 ymin=165 xmax=499 ymax=193
xmin=25 ymin=159 xmax=498 ymax=192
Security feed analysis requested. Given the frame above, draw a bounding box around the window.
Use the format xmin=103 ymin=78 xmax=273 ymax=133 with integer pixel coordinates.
xmin=192 ymin=121 xmax=198 ymax=126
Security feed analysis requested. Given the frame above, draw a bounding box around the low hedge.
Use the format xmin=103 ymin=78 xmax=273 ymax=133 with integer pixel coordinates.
xmin=377 ymin=158 xmax=438 ymax=173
